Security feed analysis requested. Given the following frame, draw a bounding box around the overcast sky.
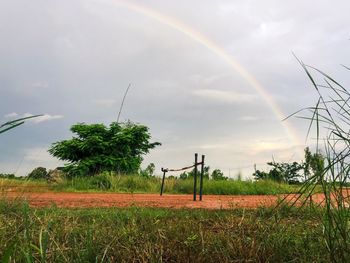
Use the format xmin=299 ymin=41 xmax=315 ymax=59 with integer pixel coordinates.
xmin=1 ymin=0 xmax=349 ymax=177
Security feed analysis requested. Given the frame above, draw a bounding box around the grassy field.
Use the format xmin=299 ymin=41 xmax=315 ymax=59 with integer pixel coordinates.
xmin=0 ymin=178 xmax=49 ymax=192
xmin=0 ymin=197 xmax=328 ymax=262
xmin=0 ymin=174 xmax=298 ymax=195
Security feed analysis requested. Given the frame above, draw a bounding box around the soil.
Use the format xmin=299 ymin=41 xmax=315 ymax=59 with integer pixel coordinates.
xmin=3 ymin=192 xmax=327 ymax=209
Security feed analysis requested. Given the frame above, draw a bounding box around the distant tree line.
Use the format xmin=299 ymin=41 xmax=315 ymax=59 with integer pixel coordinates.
xmin=177 ymin=167 xmax=228 ymax=181
xmin=253 ymin=147 xmax=325 ymax=184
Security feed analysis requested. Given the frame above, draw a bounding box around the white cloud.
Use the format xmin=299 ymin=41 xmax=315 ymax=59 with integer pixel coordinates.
xmin=18 ymin=113 xmax=64 ymax=123
xmin=192 ymin=89 xmax=257 ymax=103
xmin=4 ymin=112 xmax=18 ymax=118
xmin=33 ymin=114 xmax=64 ymax=123
xmin=245 ymin=138 xmax=299 ymax=157
xmin=1 ymin=0 xmax=348 ymax=178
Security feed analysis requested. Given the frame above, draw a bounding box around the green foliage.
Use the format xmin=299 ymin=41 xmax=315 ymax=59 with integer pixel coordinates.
xmin=0 ymin=178 xmax=49 ymax=192
xmin=211 ymin=169 xmax=228 ymax=180
xmin=0 ymin=174 xmax=16 ymax=179
xmin=48 ymin=122 xmax=161 ymax=176
xmin=268 ymin=161 xmax=304 ymax=184
xmin=52 ymin=174 xmax=159 ymax=193
xmin=303 ymin=147 xmax=325 ymax=181
xmin=179 ymin=166 xmax=210 ymax=180
xmin=0 ymin=199 xmax=328 ymax=262
xmin=90 ymin=174 xmax=111 ymax=190
xmin=254 ymin=148 xmax=325 ymax=184
xmin=139 ymin=163 xmax=155 ymax=178
xmin=172 ymin=178 xmax=295 ymax=195
xmin=49 ymin=173 xmax=297 ymax=195
xmin=179 ymin=171 xmax=188 ymax=180
xmin=27 ymin=167 xmax=48 ymax=180
xmin=2 ymin=172 xmax=298 ymax=195
xmin=253 ymin=161 xmax=304 ymax=184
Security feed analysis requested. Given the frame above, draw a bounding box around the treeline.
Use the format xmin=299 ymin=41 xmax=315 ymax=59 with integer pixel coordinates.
xmin=253 ymin=147 xmax=324 ymax=184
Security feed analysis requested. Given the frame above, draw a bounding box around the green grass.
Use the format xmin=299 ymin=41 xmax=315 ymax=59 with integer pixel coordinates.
xmin=0 ymin=178 xmax=49 ymax=192
xmin=53 ymin=174 xmax=298 ymax=195
xmin=0 ymin=197 xmax=328 ymax=262
xmin=171 ymin=178 xmax=297 ymax=195
xmin=1 ymin=175 xmax=299 ymax=195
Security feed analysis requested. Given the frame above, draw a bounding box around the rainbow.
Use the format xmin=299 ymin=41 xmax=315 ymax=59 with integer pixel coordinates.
xmin=105 ymin=0 xmax=303 ymax=153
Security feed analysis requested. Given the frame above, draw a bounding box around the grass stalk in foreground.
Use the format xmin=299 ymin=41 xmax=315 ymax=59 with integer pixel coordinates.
xmin=287 ymin=58 xmax=350 ymax=262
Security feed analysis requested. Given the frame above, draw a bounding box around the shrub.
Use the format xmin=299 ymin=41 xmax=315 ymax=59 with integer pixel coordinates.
xmin=27 ymin=167 xmax=48 ymax=180
xmin=139 ymin=163 xmax=155 ymax=178
xmin=0 ymin=173 xmax=16 ymax=179
xmin=211 ymin=169 xmax=228 ymax=180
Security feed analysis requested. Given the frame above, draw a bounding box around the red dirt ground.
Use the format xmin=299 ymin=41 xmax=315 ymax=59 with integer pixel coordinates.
xmin=4 ymin=192 xmax=326 ymax=209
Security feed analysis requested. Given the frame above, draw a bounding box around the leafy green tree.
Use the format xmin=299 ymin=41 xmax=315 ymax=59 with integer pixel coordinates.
xmin=179 ymin=166 xmax=210 ymax=180
xmin=49 ymin=122 xmax=161 ymax=176
xmin=179 ymin=171 xmax=188 ymax=180
xmin=0 ymin=173 xmax=16 ymax=179
xmin=252 ymin=169 xmax=270 ymax=181
xmin=139 ymin=163 xmax=156 ymax=178
xmin=267 ymin=161 xmax=303 ymax=184
xmin=27 ymin=167 xmax=48 ymax=180
xmin=254 ymin=148 xmax=325 ymax=183
xmin=303 ymin=147 xmax=324 ymax=181
xmin=254 ymin=161 xmax=303 ymax=184
xmin=211 ymin=169 xmax=228 ymax=180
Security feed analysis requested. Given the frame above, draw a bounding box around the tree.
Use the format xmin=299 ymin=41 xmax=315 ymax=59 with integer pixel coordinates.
xmin=49 ymin=122 xmax=161 ymax=176
xmin=211 ymin=169 xmax=228 ymax=180
xmin=139 ymin=163 xmax=156 ymax=178
xmin=179 ymin=171 xmax=188 ymax=180
xmin=0 ymin=173 xmax=15 ymax=179
xmin=27 ymin=167 xmax=48 ymax=180
xmin=179 ymin=166 xmax=210 ymax=180
xmin=252 ymin=169 xmax=270 ymax=181
xmin=267 ymin=161 xmax=303 ymax=184
xmin=303 ymin=147 xmax=324 ymax=181
xmin=253 ymin=161 xmax=303 ymax=184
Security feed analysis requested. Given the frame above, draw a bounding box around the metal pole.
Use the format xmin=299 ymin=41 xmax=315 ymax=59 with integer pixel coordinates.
xmin=193 ymin=153 xmax=198 ymax=201
xmin=199 ymin=155 xmax=205 ymax=201
xmin=160 ymin=168 xmax=166 ymax=196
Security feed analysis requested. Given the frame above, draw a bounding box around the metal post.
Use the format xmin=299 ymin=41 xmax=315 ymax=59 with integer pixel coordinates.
xmin=193 ymin=153 xmax=198 ymax=201
xmin=199 ymin=155 xmax=205 ymax=201
xmin=160 ymin=168 xmax=166 ymax=196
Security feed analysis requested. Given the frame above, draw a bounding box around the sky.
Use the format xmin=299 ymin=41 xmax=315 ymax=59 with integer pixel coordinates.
xmin=1 ymin=0 xmax=349 ymax=178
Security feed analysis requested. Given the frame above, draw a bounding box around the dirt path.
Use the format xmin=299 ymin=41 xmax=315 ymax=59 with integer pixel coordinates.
xmin=3 ymin=192 xmax=318 ymax=209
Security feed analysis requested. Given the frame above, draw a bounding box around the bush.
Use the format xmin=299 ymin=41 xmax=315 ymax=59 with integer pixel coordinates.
xmin=139 ymin=163 xmax=155 ymax=178
xmin=0 ymin=173 xmax=16 ymax=179
xmin=211 ymin=169 xmax=227 ymax=180
xmin=27 ymin=167 xmax=48 ymax=180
